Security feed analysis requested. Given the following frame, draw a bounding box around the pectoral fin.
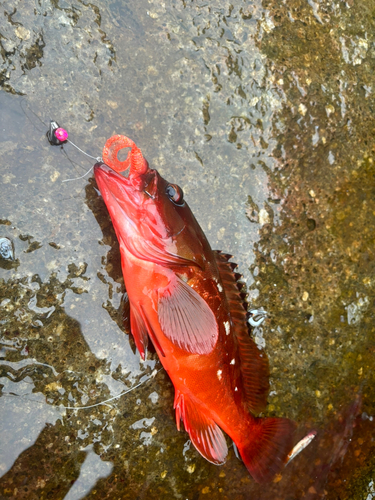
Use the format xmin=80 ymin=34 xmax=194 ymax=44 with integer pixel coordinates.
xmin=158 ymin=277 xmax=218 ymax=354
xmin=174 ymin=391 xmax=228 ymax=465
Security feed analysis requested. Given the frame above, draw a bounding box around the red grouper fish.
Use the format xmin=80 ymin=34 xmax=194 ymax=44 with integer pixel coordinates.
xmin=94 ymin=134 xmax=296 ymax=483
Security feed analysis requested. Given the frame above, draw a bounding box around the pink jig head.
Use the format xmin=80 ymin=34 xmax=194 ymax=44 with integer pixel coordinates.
xmin=55 ymin=128 xmax=68 ymax=142
xmin=47 ymin=121 xmax=68 ymax=146
xmin=102 ymin=135 xmax=149 ymax=189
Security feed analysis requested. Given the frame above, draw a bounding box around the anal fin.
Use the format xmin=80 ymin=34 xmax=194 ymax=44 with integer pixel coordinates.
xmin=174 ymin=391 xmax=228 ymax=465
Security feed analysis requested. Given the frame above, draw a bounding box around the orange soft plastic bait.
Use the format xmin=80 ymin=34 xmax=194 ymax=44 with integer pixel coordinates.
xmin=102 ymin=135 xmax=148 ymax=176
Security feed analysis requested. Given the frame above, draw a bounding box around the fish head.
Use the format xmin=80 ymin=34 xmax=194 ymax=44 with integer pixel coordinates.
xmin=94 ymin=161 xmax=207 ymax=269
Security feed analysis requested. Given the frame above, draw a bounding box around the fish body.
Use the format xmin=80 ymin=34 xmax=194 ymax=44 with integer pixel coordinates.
xmin=94 ymin=137 xmax=296 ymax=482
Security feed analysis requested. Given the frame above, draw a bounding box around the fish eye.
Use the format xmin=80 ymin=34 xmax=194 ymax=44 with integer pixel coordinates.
xmin=166 ymin=184 xmax=184 ymax=205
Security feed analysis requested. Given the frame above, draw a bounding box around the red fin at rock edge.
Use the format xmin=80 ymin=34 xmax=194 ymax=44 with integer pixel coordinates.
xmin=130 ymin=307 xmax=148 ymax=360
xmin=237 ymin=417 xmax=296 ymax=483
xmin=138 ymin=304 xmax=165 ymax=357
xmin=174 ymin=391 xmax=228 ymax=465
xmin=130 ymin=304 xmax=165 ymax=359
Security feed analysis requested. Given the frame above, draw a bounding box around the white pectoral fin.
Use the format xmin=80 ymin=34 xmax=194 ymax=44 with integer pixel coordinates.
xmin=157 ymin=276 xmax=218 ymax=354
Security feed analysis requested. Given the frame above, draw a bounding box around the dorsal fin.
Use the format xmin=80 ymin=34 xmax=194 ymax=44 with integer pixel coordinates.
xmin=214 ymin=251 xmax=270 ymax=414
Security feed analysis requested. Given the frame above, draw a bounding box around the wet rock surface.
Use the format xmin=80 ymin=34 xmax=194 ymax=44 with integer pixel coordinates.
xmin=1 ymin=0 xmax=374 ymax=499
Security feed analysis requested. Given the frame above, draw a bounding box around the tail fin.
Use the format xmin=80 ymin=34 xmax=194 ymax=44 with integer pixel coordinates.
xmin=237 ymin=417 xmax=296 ymax=483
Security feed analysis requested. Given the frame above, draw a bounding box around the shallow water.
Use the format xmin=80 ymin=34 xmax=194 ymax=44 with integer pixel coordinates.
xmin=0 ymin=0 xmax=374 ymax=499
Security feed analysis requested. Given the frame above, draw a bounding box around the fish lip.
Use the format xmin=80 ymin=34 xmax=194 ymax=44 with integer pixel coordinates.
xmin=94 ymin=162 xmax=129 ymax=182
xmin=94 ymin=162 xmax=134 ymax=200
xmin=94 ymin=161 xmax=139 ymax=234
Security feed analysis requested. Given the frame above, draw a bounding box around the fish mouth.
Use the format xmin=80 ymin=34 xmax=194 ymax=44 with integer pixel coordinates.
xmin=94 ymin=162 xmax=130 ymax=198
xmin=94 ymin=163 xmax=183 ymax=239
xmin=94 ymin=162 xmax=143 ymax=229
xmin=94 ymin=161 xmax=127 ymax=183
xmin=94 ymin=162 xmax=139 ymax=188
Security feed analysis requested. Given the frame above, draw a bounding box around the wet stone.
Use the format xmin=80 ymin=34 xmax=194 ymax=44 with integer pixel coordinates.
xmin=1 ymin=0 xmax=375 ymax=498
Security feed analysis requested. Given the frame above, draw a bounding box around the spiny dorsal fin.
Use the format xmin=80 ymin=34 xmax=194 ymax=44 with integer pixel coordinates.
xmin=214 ymin=250 xmax=269 ymax=414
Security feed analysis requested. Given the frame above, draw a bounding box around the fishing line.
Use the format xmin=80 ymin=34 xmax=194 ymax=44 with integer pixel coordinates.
xmin=61 ymin=137 xmax=101 ymax=182
xmin=1 ymin=368 xmax=162 ymax=411
xmin=60 ymin=147 xmax=95 ymax=183
xmin=62 ymin=368 xmax=161 ymax=410
xmin=20 ymin=98 xmax=48 ymax=133
xmin=66 ymin=139 xmax=100 ymax=162
xmin=62 ymin=166 xmax=94 ymax=183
